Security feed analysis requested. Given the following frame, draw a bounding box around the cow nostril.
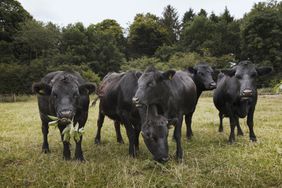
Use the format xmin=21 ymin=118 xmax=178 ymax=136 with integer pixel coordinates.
xmin=243 ymin=89 xmax=253 ymax=95
xmin=210 ymin=82 xmax=216 ymax=87
xmin=132 ymin=97 xmax=139 ymax=103
xmin=60 ymin=110 xmax=72 ymax=118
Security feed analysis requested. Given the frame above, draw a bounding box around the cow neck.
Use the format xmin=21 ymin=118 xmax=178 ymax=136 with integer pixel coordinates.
xmin=191 ymin=74 xmax=204 ymax=99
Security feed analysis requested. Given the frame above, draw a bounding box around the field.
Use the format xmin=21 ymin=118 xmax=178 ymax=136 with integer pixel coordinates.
xmin=0 ymin=95 xmax=282 ymax=187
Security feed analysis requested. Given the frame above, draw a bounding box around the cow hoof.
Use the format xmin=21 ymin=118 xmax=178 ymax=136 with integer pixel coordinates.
xmin=75 ymin=156 xmax=85 ymax=161
xmin=228 ymin=139 xmax=235 ymax=144
xmin=63 ymin=156 xmax=71 ymax=160
xmin=42 ymin=148 xmax=50 ymax=153
xmin=237 ymin=132 xmax=244 ymax=136
xmin=94 ymin=139 xmax=101 ymax=145
xmin=117 ymin=139 xmax=124 ymax=144
xmin=186 ymin=136 xmax=193 ymax=141
xmin=250 ymin=137 xmax=257 ymax=142
xmin=218 ymin=128 xmax=223 ymax=132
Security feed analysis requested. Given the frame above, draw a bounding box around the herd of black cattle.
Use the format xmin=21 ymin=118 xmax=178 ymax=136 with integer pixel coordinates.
xmin=32 ymin=60 xmax=272 ymax=162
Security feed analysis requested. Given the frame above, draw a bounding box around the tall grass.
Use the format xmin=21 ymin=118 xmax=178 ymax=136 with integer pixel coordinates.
xmin=0 ymin=95 xmax=281 ymax=187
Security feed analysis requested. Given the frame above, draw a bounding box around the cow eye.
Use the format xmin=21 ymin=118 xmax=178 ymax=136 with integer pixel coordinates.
xmin=73 ymin=93 xmax=78 ymax=98
xmin=53 ymin=93 xmax=58 ymax=98
xmin=250 ymin=73 xmax=257 ymax=78
xmin=147 ymin=82 xmax=154 ymax=87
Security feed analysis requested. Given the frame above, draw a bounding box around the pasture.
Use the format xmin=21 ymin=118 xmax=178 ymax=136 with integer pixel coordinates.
xmin=0 ymin=95 xmax=282 ymax=187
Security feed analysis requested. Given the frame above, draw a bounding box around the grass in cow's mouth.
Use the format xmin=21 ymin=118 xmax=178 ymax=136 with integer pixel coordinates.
xmin=47 ymin=115 xmax=84 ymax=142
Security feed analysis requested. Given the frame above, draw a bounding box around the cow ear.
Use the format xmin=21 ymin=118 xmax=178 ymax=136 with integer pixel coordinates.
xmin=32 ymin=82 xmax=52 ymax=95
xmin=135 ymin=72 xmax=142 ymax=78
xmin=256 ymin=67 xmax=272 ymax=76
xmin=221 ymin=69 xmax=235 ymax=77
xmin=187 ymin=67 xmax=197 ymax=74
xmin=79 ymin=82 xmax=96 ymax=95
xmin=161 ymin=70 xmax=176 ymax=80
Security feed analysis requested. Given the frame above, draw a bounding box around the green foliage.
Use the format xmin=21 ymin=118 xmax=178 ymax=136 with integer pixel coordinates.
xmin=47 ymin=64 xmax=100 ymax=84
xmin=160 ymin=5 xmax=181 ymax=44
xmin=127 ymin=13 xmax=169 ymax=58
xmin=0 ymin=0 xmax=32 ymax=42
xmin=14 ymin=20 xmax=61 ymax=62
xmin=240 ymin=1 xmax=282 ymax=71
xmin=121 ymin=56 xmax=169 ymax=71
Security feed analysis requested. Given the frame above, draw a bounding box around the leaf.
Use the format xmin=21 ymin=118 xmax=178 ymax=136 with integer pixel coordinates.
xmin=48 ymin=120 xmax=58 ymax=127
xmin=62 ymin=125 xmax=71 ymax=135
xmin=78 ymin=127 xmax=85 ymax=134
xmin=47 ymin=115 xmax=58 ymax=121
xmin=63 ymin=132 xmax=70 ymax=142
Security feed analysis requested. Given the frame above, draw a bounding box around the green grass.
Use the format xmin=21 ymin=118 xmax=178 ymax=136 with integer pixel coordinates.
xmin=0 ymin=95 xmax=282 ymax=187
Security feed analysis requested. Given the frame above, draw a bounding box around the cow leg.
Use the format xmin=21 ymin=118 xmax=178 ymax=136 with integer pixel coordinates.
xmin=185 ymin=113 xmax=193 ymax=140
xmin=75 ymin=135 xmax=84 ymax=161
xmin=134 ymin=126 xmax=140 ymax=152
xmin=247 ymin=108 xmax=257 ymax=142
xmin=236 ymin=118 xmax=244 ymax=136
xmin=125 ymin=124 xmax=136 ymax=157
xmin=114 ymin=121 xmax=124 ymax=144
xmin=228 ymin=116 xmax=236 ymax=143
xmin=41 ymin=122 xmax=50 ymax=153
xmin=218 ymin=112 xmax=224 ymax=132
xmin=95 ymin=111 xmax=105 ymax=144
xmin=175 ymin=115 xmax=183 ymax=160
xmin=74 ymin=113 xmax=87 ymax=161
xmin=59 ymin=127 xmax=71 ymax=160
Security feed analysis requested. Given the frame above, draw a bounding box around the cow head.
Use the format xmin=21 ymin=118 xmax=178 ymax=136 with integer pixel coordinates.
xmin=187 ymin=62 xmax=217 ymax=90
xmin=133 ymin=66 xmax=175 ymax=107
xmin=33 ymin=73 xmax=96 ymax=124
xmin=142 ymin=115 xmax=169 ymax=162
xmin=221 ymin=61 xmax=272 ymax=99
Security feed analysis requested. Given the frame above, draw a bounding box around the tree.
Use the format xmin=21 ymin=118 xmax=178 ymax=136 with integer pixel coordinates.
xmin=160 ymin=5 xmax=181 ymax=44
xmin=127 ymin=13 xmax=169 ymax=58
xmin=0 ymin=0 xmax=32 ymax=64
xmin=241 ymin=1 xmax=282 ymax=71
xmin=0 ymin=0 xmax=32 ymax=42
xmin=14 ymin=20 xmax=61 ymax=62
xmin=182 ymin=8 xmax=195 ymax=25
xmin=198 ymin=9 xmax=208 ymax=17
xmin=180 ymin=15 xmax=214 ymax=53
xmin=86 ymin=21 xmax=125 ymax=77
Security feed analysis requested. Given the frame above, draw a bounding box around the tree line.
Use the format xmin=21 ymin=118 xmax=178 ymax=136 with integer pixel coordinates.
xmin=0 ymin=0 xmax=281 ymax=94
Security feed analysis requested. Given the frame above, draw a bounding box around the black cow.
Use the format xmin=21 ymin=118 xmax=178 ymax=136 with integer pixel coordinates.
xmin=133 ymin=66 xmax=197 ymax=160
xmin=94 ymin=72 xmax=125 ymax=144
xmin=213 ymin=61 xmax=272 ymax=143
xmin=95 ymin=71 xmax=144 ymax=157
xmin=183 ymin=63 xmax=217 ymax=139
xmin=32 ymin=71 xmax=96 ymax=160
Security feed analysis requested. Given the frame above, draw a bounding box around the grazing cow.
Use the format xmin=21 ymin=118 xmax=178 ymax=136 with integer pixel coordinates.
xmin=213 ymin=61 xmax=272 ymax=143
xmin=183 ymin=63 xmax=217 ymax=139
xmin=94 ymin=72 xmax=125 ymax=144
xmin=32 ymin=71 xmax=96 ymax=160
xmin=141 ymin=105 xmax=178 ymax=162
xmin=133 ymin=66 xmax=197 ymax=160
xmin=95 ymin=71 xmax=144 ymax=157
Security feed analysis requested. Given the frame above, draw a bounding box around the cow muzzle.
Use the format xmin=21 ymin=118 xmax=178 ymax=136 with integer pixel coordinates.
xmin=132 ymin=97 xmax=143 ymax=108
xmin=209 ymin=82 xmax=216 ymax=89
xmin=241 ymin=89 xmax=253 ymax=99
xmin=58 ymin=110 xmax=73 ymax=124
